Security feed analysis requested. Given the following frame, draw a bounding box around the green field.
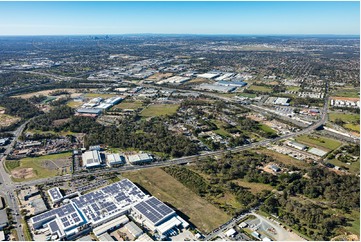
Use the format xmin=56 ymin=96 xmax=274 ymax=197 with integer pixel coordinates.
xmin=332 ymin=88 xmax=360 ymax=98
xmin=6 ymin=152 xmax=72 ymax=182
xmin=248 ymin=85 xmax=273 ymax=93
xmin=329 ymin=112 xmax=360 ymax=123
xmin=122 ymin=168 xmax=231 ymax=233
xmin=296 ymin=134 xmax=342 ymax=151
xmin=140 ymin=104 xmax=179 ymax=117
xmin=234 ymin=179 xmax=274 ymax=194
xmin=112 ymin=100 xmax=143 ymax=110
xmin=237 ymin=93 xmax=257 ymax=98
xmin=286 ymin=86 xmax=301 ymax=92
xmin=327 ymin=158 xmax=360 ymax=174
xmin=328 ymin=112 xmax=360 ymax=132
xmin=344 ymin=123 xmax=360 ymax=132
xmin=84 ymin=93 xmax=117 ymax=99
xmin=259 ymin=124 xmax=277 ymax=135
xmin=66 ymin=100 xmax=82 ymax=108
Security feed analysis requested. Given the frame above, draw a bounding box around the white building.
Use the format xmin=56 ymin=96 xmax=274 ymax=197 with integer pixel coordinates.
xmin=106 ymin=153 xmax=125 ymax=166
xmin=82 ymin=150 xmax=102 ymax=168
xmin=47 ymin=187 xmax=63 ymax=203
xmin=127 ymin=153 xmax=153 ymax=165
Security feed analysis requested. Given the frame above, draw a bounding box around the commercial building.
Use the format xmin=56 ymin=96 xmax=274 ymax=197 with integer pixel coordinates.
xmin=30 ymin=179 xmax=148 ymax=240
xmin=286 ymin=141 xmax=307 ymax=151
xmin=216 ymin=80 xmax=247 ymax=87
xmin=131 ymin=197 xmax=187 ymax=235
xmin=127 ymin=153 xmax=153 ymax=165
xmin=48 ymin=188 xmax=64 ymax=203
xmin=106 ymin=153 xmax=126 ymax=167
xmin=198 ymin=83 xmax=236 ymax=93
xmin=93 ymin=215 xmax=129 ymax=236
xmin=76 ymin=108 xmax=102 ymax=116
xmin=30 ymin=179 xmax=189 ymax=241
xmin=274 ymin=97 xmax=290 ymax=106
xmin=136 ymin=233 xmax=154 ymax=241
xmin=125 ymin=221 xmax=143 ymax=238
xmin=104 ymin=97 xmax=123 ymax=105
xmin=308 ymin=148 xmax=328 ymax=157
xmin=82 ymin=150 xmax=102 ymax=168
xmin=197 ymin=72 xmax=220 ymax=79
xmin=98 ymin=233 xmax=115 ymax=241
xmin=225 ymin=228 xmax=237 ymax=237
xmin=158 ymin=76 xmax=190 ymax=85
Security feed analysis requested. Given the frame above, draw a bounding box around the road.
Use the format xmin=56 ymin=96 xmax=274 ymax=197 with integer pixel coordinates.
xmin=0 ymin=121 xmax=30 ymax=240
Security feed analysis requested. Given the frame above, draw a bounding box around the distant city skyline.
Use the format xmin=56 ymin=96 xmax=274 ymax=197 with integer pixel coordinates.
xmin=0 ymin=1 xmax=359 ymax=36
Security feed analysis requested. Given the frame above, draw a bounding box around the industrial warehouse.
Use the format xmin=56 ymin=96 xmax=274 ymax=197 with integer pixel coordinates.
xmin=29 ymin=179 xmax=189 ymax=241
xmin=81 ymin=148 xmax=153 ymax=168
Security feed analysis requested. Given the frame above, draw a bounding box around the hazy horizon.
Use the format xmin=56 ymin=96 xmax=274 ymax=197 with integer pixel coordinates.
xmin=0 ymin=1 xmax=359 ymax=36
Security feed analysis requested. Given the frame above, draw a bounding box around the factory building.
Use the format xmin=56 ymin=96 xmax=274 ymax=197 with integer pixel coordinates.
xmin=308 ymin=148 xmax=328 ymax=157
xmin=29 ymin=179 xmax=189 ymax=241
xmin=76 ymin=108 xmax=102 ymax=116
xmin=82 ymin=150 xmax=102 ymax=168
xmin=106 ymin=153 xmax=126 ymax=167
xmin=198 ymin=83 xmax=236 ymax=93
xmin=286 ymin=141 xmax=307 ymax=151
xmin=127 ymin=153 xmax=153 ymax=165
xmin=131 ymin=197 xmax=188 ymax=236
xmin=216 ymin=80 xmax=247 ymax=87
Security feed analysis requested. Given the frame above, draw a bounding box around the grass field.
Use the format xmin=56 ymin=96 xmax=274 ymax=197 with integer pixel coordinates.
xmin=112 ymin=100 xmax=143 ymax=110
xmin=84 ymin=93 xmax=117 ymax=99
xmin=234 ymin=179 xmax=274 ymax=194
xmin=122 ymin=168 xmax=231 ymax=233
xmin=248 ymin=85 xmax=273 ymax=93
xmin=67 ymin=100 xmax=82 ymax=108
xmin=328 ymin=158 xmax=360 ymax=174
xmin=344 ymin=123 xmax=360 ymax=132
xmin=296 ymin=134 xmax=342 ymax=151
xmin=140 ymin=104 xmax=179 ymax=117
xmin=259 ymin=124 xmax=277 ymax=135
xmin=257 ymin=149 xmax=311 ymax=169
xmin=329 ymin=112 xmax=360 ymax=123
xmin=328 ymin=112 xmax=360 ymax=132
xmin=332 ymin=88 xmax=359 ymax=98
xmin=237 ymin=93 xmax=257 ymax=98
xmin=6 ymin=152 xmax=72 ymax=182
xmin=286 ymin=86 xmax=301 ymax=92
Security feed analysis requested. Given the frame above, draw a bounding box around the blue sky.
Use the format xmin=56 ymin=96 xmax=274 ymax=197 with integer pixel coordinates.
xmin=0 ymin=1 xmax=359 ymax=35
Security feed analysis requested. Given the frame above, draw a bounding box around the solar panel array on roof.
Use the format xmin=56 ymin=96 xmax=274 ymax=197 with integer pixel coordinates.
xmin=72 ymin=179 xmax=147 ymax=225
xmin=31 ymin=179 xmax=151 ymax=239
xmin=48 ymin=187 xmax=63 ymax=202
xmin=133 ymin=197 xmax=175 ymax=225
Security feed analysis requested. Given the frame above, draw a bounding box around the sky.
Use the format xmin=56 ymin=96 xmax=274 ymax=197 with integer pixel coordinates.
xmin=0 ymin=1 xmax=359 ymax=36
